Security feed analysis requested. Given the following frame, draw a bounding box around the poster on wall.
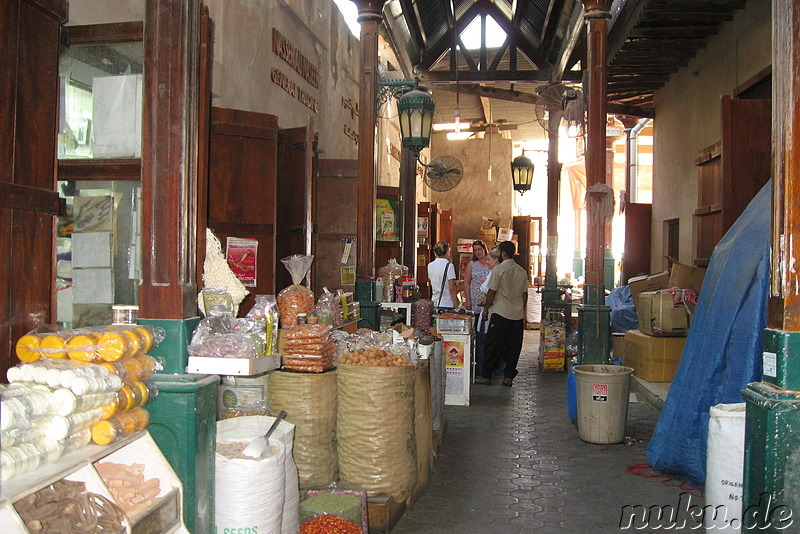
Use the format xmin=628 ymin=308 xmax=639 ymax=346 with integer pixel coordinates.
xmin=376 ymin=198 xmax=398 ymax=241
xmin=226 ymin=237 xmax=258 ymax=287
xmin=417 ymin=216 xmax=429 ymax=238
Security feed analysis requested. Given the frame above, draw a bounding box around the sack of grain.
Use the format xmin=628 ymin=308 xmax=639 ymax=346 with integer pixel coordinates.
xmin=268 ymin=369 xmax=338 ymax=489
xmin=337 ymin=363 xmax=417 ymax=502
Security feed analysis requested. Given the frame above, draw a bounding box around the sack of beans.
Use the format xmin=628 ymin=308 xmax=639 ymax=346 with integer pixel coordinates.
xmin=269 ymin=369 xmax=338 ymax=490
xmin=336 ymin=345 xmax=416 ymax=502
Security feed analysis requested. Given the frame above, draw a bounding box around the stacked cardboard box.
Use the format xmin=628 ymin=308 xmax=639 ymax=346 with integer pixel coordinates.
xmin=622 ymin=262 xmax=706 ymax=382
xmin=623 ymin=329 xmax=686 ymax=382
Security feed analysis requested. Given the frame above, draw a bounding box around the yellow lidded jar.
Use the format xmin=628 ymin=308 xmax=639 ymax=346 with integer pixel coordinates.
xmin=96 ymin=331 xmax=130 ymax=362
xmin=133 ymin=326 xmax=155 ymax=353
xmin=67 ymin=333 xmax=99 ymax=362
xmin=15 ymin=334 xmax=42 ymax=363
xmin=39 ymin=334 xmax=68 ymax=359
xmin=118 ymin=327 xmax=144 ymax=355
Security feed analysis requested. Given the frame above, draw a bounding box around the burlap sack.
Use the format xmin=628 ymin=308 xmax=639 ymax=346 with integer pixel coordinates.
xmin=411 ymin=359 xmax=433 ymax=504
xmin=337 ymin=363 xmax=417 ymax=502
xmin=268 ymin=369 xmax=338 ymax=489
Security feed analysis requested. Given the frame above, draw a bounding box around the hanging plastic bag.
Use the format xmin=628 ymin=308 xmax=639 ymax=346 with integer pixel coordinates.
xmin=277 ymin=255 xmax=315 ymax=328
xmin=246 ymin=295 xmax=280 ymax=355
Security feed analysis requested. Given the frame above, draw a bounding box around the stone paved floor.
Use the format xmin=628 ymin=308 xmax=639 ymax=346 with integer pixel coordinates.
xmin=393 ymin=330 xmax=705 ymax=533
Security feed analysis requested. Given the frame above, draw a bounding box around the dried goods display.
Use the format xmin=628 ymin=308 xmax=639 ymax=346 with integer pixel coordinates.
xmin=338 ymin=347 xmax=412 ymax=367
xmin=300 ymin=514 xmax=361 ymax=534
xmin=94 ymin=461 xmax=165 ymax=520
xmin=300 ymin=482 xmax=368 ymax=534
xmin=277 ymin=254 xmax=316 ymax=327
xmin=377 ymin=259 xmax=408 ymax=303
xmin=246 ymin=295 xmax=280 ymax=355
xmin=188 ymin=311 xmax=267 ymax=359
xmin=15 ymin=325 xmax=163 ymax=363
xmin=282 ymin=324 xmax=336 ymax=372
xmin=13 ymin=479 xmax=126 ymax=534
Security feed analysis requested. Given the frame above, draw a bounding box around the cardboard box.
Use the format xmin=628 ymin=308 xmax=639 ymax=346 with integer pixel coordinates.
xmin=497 ymin=228 xmax=514 ymax=242
xmin=624 ymin=329 xmax=686 ymax=382
xmin=612 ymin=332 xmax=625 ymax=358
xmin=436 ymin=315 xmax=472 ymax=334
xmin=478 ymin=227 xmax=497 ymax=242
xmin=638 ymin=291 xmax=689 ymax=336
xmin=669 ymin=262 xmax=706 ymax=293
xmin=456 ymin=238 xmax=474 ymax=253
xmin=628 ymin=271 xmax=670 ymax=311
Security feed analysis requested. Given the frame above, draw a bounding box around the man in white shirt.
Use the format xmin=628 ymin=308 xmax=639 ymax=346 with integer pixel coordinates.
xmin=475 ymin=241 xmax=528 ymax=386
xmin=427 ymin=241 xmax=459 ymax=309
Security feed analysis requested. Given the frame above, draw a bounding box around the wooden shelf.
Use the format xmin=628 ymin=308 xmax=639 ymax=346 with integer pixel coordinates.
xmin=0 ymin=431 xmax=187 ymax=534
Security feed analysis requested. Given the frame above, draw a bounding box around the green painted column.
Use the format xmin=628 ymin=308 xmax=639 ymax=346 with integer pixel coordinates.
xmin=577 ymin=283 xmax=610 ymax=365
xmin=604 ymin=248 xmax=615 ymax=289
xmin=573 ymin=250 xmax=584 ymax=279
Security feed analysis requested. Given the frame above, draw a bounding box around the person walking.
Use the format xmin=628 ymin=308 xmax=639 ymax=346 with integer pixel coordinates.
xmin=475 ymin=241 xmax=528 ymax=386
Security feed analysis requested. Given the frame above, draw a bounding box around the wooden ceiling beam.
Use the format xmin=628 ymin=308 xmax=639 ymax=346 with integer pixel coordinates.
xmin=606 ymin=102 xmax=655 ymax=118
xmin=420 ymin=69 xmax=583 ymax=83
xmin=639 ymin=12 xmax=735 ymax=24
xmin=646 ymin=1 xmax=745 ymax=13
xmin=399 ymin=0 xmax=428 ymax=48
xmin=620 ymin=38 xmax=707 ymax=50
xmin=627 ymin=26 xmax=720 ymax=39
xmin=432 ymin=82 xmax=541 ymax=105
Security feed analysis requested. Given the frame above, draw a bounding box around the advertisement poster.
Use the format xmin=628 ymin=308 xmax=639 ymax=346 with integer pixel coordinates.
xmin=376 ymin=198 xmax=398 ymax=241
xmin=417 ymin=216 xmax=429 ymax=238
xmin=226 ymin=237 xmax=258 ymax=287
xmin=444 ymin=340 xmax=465 ymax=371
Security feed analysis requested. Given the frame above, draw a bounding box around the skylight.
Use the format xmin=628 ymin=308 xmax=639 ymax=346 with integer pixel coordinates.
xmin=460 ymin=15 xmax=507 ymax=50
xmin=333 ymin=0 xmax=361 ymax=38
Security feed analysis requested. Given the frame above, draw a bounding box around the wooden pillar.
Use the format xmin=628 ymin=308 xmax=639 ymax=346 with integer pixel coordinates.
xmin=582 ymin=0 xmax=611 ymax=297
xmin=401 ymin=146 xmax=418 ymax=273
xmin=770 ymin=0 xmax=800 ymax=329
xmin=139 ymin=0 xmax=202 ymax=319
xmin=543 ymin=115 xmax=562 ymax=301
xmin=353 ymin=0 xmax=387 ymax=281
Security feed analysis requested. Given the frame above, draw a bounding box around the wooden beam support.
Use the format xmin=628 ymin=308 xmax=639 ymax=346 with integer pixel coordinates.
xmin=139 ymin=0 xmax=202 ymax=319
xmin=769 ymin=0 xmax=800 ymax=329
xmin=354 ymin=0 xmax=387 ymax=281
xmin=419 ymin=69 xmax=583 ymax=83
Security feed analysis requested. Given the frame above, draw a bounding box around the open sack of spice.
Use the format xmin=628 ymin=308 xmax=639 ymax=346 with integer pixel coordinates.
xmin=188 ymin=309 xmax=266 ymax=359
xmin=277 ymin=254 xmax=315 ymax=328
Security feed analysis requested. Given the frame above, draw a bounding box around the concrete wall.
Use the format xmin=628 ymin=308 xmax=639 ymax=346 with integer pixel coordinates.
xmin=206 ymin=0 xmax=361 ymax=160
xmin=428 ymin=130 xmax=514 ymax=243
xmin=650 ymin=0 xmax=771 ymax=271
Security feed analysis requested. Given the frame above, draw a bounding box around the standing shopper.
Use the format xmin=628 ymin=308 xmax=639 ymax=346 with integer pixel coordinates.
xmin=427 ymin=241 xmax=459 ymax=311
xmin=475 ymin=246 xmax=501 ymax=376
xmin=476 ymin=241 xmax=528 ymax=386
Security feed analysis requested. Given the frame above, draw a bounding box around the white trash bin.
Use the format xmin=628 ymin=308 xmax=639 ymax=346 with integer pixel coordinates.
xmin=574 ymin=365 xmax=634 ymax=444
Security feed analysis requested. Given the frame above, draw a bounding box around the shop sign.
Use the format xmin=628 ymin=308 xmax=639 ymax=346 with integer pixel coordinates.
xmin=271 ymin=68 xmax=319 ymax=113
xmin=272 ymin=28 xmax=319 ymax=88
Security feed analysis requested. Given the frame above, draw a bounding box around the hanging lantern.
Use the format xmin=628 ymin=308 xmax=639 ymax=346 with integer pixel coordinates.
xmin=397 ymin=88 xmax=436 ymax=156
xmin=511 ymin=153 xmax=534 ymax=194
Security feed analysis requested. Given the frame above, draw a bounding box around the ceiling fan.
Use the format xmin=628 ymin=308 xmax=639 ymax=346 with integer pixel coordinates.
xmin=423 ymin=155 xmax=464 ymax=192
xmin=534 ymin=83 xmax=586 ymax=138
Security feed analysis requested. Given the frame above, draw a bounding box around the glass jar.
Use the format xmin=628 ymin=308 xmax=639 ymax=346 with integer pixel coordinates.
xmin=91 ymin=407 xmax=149 ymax=445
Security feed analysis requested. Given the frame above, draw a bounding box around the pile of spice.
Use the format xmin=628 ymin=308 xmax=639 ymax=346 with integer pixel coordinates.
xmin=300 ymin=514 xmax=361 ymax=534
xmin=94 ymin=461 xmax=164 ymax=520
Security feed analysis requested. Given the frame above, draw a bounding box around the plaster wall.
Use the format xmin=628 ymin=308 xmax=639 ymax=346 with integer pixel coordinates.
xmin=205 ymin=0 xmax=361 ymax=160
xmin=66 ymin=0 xmax=144 ymax=24
xmin=428 ymin=131 xmax=514 ymax=243
xmin=650 ymin=0 xmax=771 ymax=271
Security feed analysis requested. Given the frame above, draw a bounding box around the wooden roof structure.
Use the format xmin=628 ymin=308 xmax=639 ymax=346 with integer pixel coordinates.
xmin=381 ymin=0 xmax=746 ymax=129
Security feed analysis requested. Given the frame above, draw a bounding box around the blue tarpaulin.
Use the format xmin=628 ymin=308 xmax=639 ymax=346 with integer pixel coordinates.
xmin=646 ymin=180 xmax=771 ymax=486
xmin=606 ymin=285 xmax=638 ymax=333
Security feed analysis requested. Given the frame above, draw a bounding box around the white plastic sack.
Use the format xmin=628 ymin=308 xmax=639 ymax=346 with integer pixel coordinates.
xmin=705 ymin=403 xmax=746 ymax=532
xmin=215 ymin=438 xmax=285 ymax=534
xmin=217 ymin=415 xmax=300 ymax=534
xmin=526 ymin=288 xmax=542 ymax=324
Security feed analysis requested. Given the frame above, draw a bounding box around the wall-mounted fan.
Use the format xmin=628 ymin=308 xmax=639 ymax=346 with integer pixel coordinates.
xmin=424 ymin=155 xmax=463 ymax=192
xmin=535 ymin=83 xmax=586 ymax=138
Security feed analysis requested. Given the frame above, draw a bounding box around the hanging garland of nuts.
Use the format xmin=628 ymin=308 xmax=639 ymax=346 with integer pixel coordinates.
xmin=14 ymin=479 xmax=126 ymax=534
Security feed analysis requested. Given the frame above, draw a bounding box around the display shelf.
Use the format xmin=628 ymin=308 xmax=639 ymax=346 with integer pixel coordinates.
xmin=0 ymin=430 xmax=187 ymax=534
